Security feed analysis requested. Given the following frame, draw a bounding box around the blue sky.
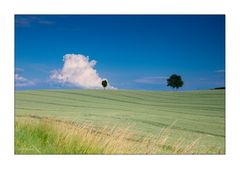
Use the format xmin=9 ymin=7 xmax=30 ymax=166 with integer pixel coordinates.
xmin=15 ymin=15 xmax=225 ymax=90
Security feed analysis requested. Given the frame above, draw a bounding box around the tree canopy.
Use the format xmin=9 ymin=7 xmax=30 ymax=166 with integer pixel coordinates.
xmin=167 ymin=74 xmax=184 ymax=89
xmin=102 ymin=80 xmax=108 ymax=90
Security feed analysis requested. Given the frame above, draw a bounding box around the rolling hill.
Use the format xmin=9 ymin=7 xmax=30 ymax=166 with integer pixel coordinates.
xmin=15 ymin=89 xmax=225 ymax=154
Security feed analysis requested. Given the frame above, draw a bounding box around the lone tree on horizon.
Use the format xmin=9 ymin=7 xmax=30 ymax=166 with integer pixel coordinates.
xmin=102 ymin=80 xmax=108 ymax=90
xmin=167 ymin=74 xmax=184 ymax=90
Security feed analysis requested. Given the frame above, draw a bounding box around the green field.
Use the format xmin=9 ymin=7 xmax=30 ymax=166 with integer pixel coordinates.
xmin=15 ymin=89 xmax=225 ymax=154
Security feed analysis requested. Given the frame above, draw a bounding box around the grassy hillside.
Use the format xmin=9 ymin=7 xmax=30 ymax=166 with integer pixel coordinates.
xmin=15 ymin=89 xmax=225 ymax=154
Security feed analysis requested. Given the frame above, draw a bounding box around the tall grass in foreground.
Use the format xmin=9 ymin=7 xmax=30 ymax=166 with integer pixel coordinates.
xmin=15 ymin=116 xmax=223 ymax=154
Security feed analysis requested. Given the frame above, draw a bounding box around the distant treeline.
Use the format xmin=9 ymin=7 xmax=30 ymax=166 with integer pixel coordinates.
xmin=211 ymin=87 xmax=225 ymax=90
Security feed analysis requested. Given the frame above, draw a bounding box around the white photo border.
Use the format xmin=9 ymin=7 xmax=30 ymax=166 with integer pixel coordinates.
xmin=0 ymin=0 xmax=239 ymax=169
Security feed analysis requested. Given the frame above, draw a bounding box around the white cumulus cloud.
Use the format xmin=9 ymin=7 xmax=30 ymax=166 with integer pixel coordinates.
xmin=50 ymin=54 xmax=116 ymax=89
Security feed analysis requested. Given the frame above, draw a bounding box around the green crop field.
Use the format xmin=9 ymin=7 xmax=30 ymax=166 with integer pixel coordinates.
xmin=15 ymin=89 xmax=225 ymax=154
